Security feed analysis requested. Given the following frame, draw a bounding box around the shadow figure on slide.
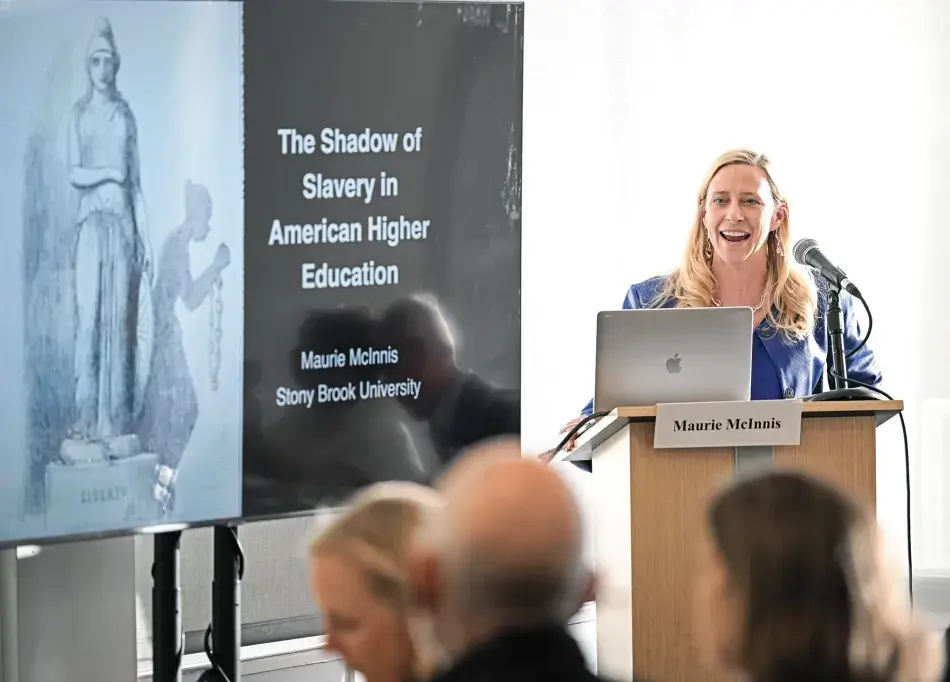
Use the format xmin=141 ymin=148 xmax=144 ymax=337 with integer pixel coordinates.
xmin=137 ymin=180 xmax=231 ymax=511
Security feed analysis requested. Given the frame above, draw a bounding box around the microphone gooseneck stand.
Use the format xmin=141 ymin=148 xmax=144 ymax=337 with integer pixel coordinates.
xmin=152 ymin=530 xmax=184 ymax=682
xmin=802 ymin=283 xmax=914 ymax=603
xmin=198 ymin=524 xmax=244 ymax=682
xmin=805 ymin=286 xmax=882 ymax=402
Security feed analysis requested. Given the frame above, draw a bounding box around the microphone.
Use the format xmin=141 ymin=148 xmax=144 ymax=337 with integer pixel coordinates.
xmin=792 ymin=238 xmax=863 ymax=300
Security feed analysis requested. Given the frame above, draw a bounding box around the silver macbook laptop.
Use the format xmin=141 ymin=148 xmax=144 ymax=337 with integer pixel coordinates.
xmin=594 ymin=307 xmax=753 ymax=411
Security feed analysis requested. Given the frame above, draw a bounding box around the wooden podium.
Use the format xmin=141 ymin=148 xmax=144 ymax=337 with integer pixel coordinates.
xmin=557 ymin=399 xmax=903 ymax=682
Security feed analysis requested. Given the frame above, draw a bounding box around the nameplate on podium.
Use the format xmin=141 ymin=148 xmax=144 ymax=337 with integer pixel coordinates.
xmin=654 ymin=400 xmax=803 ymax=449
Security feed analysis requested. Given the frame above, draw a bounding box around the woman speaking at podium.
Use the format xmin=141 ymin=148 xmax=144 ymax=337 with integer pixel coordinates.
xmin=561 ymin=149 xmax=882 ymax=456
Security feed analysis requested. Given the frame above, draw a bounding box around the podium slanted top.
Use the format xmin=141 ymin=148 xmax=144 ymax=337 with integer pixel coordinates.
xmin=554 ymin=399 xmax=902 ymax=464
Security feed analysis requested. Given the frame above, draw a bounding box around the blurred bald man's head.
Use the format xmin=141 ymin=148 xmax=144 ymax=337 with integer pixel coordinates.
xmin=412 ymin=437 xmax=589 ymax=655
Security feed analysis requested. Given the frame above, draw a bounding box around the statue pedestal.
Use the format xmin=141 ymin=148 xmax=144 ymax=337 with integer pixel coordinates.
xmin=59 ymin=434 xmax=143 ymax=464
xmin=1 ymin=440 xmax=144 ymax=681
xmin=46 ymin=435 xmax=159 ymax=532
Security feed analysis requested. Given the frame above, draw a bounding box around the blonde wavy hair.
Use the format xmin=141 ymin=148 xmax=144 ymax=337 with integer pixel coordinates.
xmin=307 ymin=482 xmax=447 ymax=678
xmin=657 ymin=149 xmax=818 ymax=340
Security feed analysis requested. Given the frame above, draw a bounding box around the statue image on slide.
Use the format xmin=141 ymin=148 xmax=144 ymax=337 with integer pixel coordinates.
xmin=22 ymin=16 xmax=231 ymax=531
xmin=66 ymin=17 xmax=151 ymax=448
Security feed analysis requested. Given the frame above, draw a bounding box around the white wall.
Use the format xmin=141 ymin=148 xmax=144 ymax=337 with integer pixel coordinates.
xmin=1 ymin=539 xmax=138 ymax=682
xmin=522 ymin=0 xmax=950 ymax=576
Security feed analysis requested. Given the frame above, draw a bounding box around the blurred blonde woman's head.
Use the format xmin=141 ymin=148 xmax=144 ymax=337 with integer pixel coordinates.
xmin=693 ymin=470 xmax=944 ymax=682
xmin=658 ymin=149 xmax=817 ymax=340
xmin=307 ymin=482 xmax=447 ymax=682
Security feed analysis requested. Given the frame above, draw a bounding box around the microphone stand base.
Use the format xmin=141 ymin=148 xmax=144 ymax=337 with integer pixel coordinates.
xmin=804 ymin=387 xmax=883 ymax=402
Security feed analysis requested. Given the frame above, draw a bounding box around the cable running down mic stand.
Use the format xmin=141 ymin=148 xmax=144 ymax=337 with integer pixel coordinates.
xmin=807 ymin=285 xmax=881 ymax=402
xmin=152 ymin=530 xmax=184 ymax=682
xmin=198 ymin=525 xmax=244 ymax=682
xmin=823 ymin=291 xmax=914 ymax=602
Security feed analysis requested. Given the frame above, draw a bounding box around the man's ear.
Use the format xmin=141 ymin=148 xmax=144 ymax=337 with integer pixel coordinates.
xmin=582 ymin=571 xmax=597 ymax=604
xmin=408 ymin=549 xmax=442 ymax=611
xmin=572 ymin=569 xmax=597 ymax=616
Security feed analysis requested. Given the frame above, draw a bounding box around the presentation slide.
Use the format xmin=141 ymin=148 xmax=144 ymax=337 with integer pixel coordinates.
xmin=0 ymin=1 xmax=244 ymax=544
xmin=241 ymin=0 xmax=523 ymax=518
xmin=0 ymin=0 xmax=522 ymax=542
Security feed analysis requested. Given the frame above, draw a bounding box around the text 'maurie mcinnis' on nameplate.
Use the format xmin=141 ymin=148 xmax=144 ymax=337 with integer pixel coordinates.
xmin=653 ymin=400 xmax=803 ymax=449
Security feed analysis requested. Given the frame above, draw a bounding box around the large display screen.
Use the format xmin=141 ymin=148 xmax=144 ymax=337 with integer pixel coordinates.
xmin=0 ymin=0 xmax=523 ymax=546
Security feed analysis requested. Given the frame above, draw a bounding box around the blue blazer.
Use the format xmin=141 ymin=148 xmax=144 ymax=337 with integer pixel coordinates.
xmin=579 ymin=268 xmax=882 ymax=416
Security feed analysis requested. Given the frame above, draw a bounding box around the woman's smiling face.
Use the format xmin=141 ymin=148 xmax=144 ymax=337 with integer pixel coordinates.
xmin=703 ymin=163 xmax=784 ymax=265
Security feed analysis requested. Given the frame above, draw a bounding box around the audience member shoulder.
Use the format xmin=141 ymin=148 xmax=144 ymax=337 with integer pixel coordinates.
xmin=942 ymin=624 xmax=949 ymax=682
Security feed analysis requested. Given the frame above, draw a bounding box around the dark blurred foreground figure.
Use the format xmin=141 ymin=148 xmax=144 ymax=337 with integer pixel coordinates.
xmin=411 ymin=438 xmax=609 ymax=682
xmin=694 ymin=470 xmax=945 ymax=682
xmin=943 ymin=625 xmax=949 ymax=682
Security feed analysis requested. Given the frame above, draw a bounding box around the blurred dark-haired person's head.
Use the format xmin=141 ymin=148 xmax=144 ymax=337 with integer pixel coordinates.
xmin=694 ymin=470 xmax=944 ymax=682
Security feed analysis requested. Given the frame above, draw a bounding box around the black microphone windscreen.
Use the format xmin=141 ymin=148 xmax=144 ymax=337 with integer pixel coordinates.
xmin=792 ymin=238 xmax=818 ymax=266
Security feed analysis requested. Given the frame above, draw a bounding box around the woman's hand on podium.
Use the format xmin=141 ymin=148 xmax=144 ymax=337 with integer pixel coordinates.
xmin=559 ymin=415 xmax=586 ymax=448
xmin=537 ymin=416 xmax=588 ymax=464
